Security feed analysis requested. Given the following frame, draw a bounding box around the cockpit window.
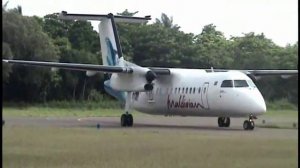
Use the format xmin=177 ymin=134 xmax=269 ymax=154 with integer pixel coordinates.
xmin=247 ymin=80 xmax=257 ymax=88
xmin=234 ymin=80 xmax=249 ymax=87
xmin=221 ymin=80 xmax=233 ymax=87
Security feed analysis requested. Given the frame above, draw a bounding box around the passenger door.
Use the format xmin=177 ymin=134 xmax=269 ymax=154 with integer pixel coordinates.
xmin=201 ymin=82 xmax=209 ymax=109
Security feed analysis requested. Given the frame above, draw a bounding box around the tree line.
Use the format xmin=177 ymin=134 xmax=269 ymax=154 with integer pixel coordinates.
xmin=2 ymin=7 xmax=298 ymax=105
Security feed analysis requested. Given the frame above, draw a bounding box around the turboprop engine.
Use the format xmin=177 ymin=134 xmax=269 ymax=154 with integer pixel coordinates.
xmin=109 ymin=66 xmax=157 ymax=92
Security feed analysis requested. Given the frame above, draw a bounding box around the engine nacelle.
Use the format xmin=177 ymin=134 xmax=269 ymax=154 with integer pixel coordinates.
xmin=109 ymin=67 xmax=156 ymax=92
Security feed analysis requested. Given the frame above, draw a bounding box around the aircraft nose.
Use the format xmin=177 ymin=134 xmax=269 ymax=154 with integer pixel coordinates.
xmin=256 ymin=99 xmax=266 ymax=113
xmin=252 ymin=94 xmax=266 ymax=114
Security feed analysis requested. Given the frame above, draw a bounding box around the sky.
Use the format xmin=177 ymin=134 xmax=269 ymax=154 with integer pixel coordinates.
xmin=5 ymin=0 xmax=298 ymax=47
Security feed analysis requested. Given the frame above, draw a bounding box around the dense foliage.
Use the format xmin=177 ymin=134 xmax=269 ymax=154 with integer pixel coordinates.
xmin=2 ymin=7 xmax=298 ymax=106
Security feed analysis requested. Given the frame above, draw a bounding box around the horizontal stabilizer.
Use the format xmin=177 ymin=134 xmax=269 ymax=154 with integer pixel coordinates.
xmin=59 ymin=11 xmax=151 ymax=23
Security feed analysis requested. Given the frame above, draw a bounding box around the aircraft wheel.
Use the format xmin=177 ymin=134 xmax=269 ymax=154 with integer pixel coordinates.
xmin=218 ymin=117 xmax=224 ymax=127
xmin=249 ymin=120 xmax=255 ymax=130
xmin=243 ymin=120 xmax=250 ymax=130
xmin=121 ymin=114 xmax=127 ymax=127
xmin=224 ymin=117 xmax=230 ymax=127
xmin=243 ymin=120 xmax=255 ymax=130
xmin=127 ymin=114 xmax=133 ymax=127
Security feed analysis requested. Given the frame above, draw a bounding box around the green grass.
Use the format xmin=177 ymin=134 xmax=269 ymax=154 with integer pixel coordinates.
xmin=3 ymin=127 xmax=297 ymax=168
xmin=2 ymin=107 xmax=146 ymax=117
xmin=264 ymin=109 xmax=298 ymax=118
xmin=266 ymin=98 xmax=298 ymax=110
xmin=256 ymin=109 xmax=298 ymax=129
xmin=3 ymin=100 xmax=122 ymax=109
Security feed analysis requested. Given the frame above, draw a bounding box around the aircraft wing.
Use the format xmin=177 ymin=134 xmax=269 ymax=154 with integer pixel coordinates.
xmin=241 ymin=70 xmax=298 ymax=76
xmin=2 ymin=59 xmax=172 ymax=75
xmin=203 ymin=68 xmax=298 ymax=80
xmin=2 ymin=59 xmax=133 ymax=73
xmin=3 ymin=59 xmax=296 ymax=77
xmin=204 ymin=68 xmax=298 ymax=76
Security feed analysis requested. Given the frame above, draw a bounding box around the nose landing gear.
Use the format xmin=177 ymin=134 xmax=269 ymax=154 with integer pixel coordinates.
xmin=243 ymin=115 xmax=256 ymax=130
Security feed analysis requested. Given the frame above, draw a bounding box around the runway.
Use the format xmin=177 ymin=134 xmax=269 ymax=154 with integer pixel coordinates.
xmin=3 ymin=116 xmax=297 ymax=139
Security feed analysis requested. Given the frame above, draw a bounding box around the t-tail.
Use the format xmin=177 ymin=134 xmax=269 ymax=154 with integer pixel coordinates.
xmin=59 ymin=11 xmax=151 ymax=101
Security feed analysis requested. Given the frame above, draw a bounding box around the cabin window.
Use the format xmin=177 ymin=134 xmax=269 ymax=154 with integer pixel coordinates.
xmin=221 ymin=80 xmax=233 ymax=87
xmin=178 ymin=88 xmax=181 ymax=93
xmin=198 ymin=87 xmax=201 ymax=93
xmin=214 ymin=81 xmax=218 ymax=85
xmin=193 ymin=87 xmax=196 ymax=94
xmin=185 ymin=88 xmax=188 ymax=94
xmin=175 ymin=88 xmax=177 ymax=94
xmin=234 ymin=80 xmax=249 ymax=87
xmin=182 ymin=88 xmax=185 ymax=94
xmin=189 ymin=88 xmax=192 ymax=94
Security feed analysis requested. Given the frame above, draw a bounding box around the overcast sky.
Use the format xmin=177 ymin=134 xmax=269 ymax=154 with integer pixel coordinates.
xmin=5 ymin=0 xmax=298 ymax=47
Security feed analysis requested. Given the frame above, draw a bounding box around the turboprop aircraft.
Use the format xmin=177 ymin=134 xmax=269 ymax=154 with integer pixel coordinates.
xmin=3 ymin=11 xmax=298 ymax=130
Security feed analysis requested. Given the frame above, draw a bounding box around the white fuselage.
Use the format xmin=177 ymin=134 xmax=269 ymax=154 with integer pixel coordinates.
xmin=132 ymin=68 xmax=266 ymax=117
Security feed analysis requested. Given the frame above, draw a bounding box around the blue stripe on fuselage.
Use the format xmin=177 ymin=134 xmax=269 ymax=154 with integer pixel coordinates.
xmin=104 ymin=80 xmax=126 ymax=102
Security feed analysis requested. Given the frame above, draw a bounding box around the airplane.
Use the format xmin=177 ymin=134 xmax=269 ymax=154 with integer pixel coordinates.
xmin=3 ymin=11 xmax=298 ymax=130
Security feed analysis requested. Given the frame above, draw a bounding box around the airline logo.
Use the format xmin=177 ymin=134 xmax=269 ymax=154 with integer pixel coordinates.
xmin=105 ymin=38 xmax=118 ymax=66
xmin=167 ymin=95 xmax=204 ymax=109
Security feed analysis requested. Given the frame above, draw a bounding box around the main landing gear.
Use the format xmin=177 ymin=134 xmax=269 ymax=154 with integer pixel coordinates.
xmin=121 ymin=92 xmax=133 ymax=127
xmin=243 ymin=115 xmax=256 ymax=130
xmin=121 ymin=112 xmax=133 ymax=127
xmin=218 ymin=117 xmax=230 ymax=127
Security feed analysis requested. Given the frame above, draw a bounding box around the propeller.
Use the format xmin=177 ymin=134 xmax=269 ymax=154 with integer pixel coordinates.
xmin=144 ymin=70 xmax=157 ymax=90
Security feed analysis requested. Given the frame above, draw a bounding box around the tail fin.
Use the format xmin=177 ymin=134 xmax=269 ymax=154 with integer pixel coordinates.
xmin=98 ymin=14 xmax=122 ymax=66
xmin=59 ymin=12 xmax=151 ymax=102
xmin=59 ymin=11 xmax=151 ymax=67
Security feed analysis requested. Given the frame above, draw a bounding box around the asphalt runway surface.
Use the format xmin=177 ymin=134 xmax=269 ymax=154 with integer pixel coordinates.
xmin=3 ymin=116 xmax=298 ymax=139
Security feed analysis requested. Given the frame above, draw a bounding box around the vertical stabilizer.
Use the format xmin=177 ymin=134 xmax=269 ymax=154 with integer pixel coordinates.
xmin=98 ymin=16 xmax=121 ymax=66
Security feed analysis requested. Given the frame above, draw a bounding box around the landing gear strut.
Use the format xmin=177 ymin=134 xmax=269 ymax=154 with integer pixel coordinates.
xmin=243 ymin=115 xmax=256 ymax=130
xmin=121 ymin=92 xmax=133 ymax=127
xmin=218 ymin=117 xmax=230 ymax=127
